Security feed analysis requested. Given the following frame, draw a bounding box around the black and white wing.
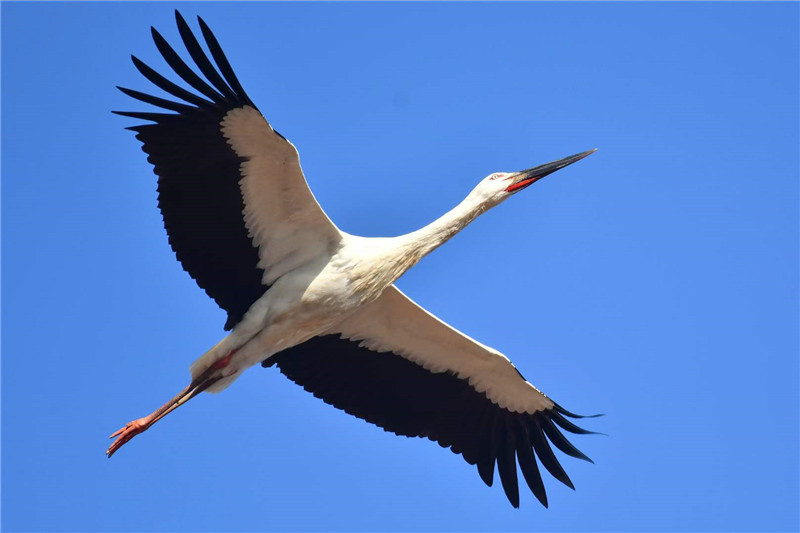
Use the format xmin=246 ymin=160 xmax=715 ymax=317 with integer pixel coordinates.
xmin=265 ymin=285 xmax=598 ymax=508
xmin=115 ymin=11 xmax=341 ymax=330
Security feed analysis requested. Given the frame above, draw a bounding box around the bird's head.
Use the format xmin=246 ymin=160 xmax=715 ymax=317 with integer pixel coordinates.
xmin=471 ymin=149 xmax=597 ymax=208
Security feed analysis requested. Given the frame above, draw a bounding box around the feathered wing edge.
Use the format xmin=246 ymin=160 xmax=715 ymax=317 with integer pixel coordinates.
xmin=114 ymin=11 xmax=269 ymax=330
xmin=264 ymin=334 xmax=599 ymax=508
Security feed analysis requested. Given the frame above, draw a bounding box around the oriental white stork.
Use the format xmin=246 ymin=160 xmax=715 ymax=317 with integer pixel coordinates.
xmin=108 ymin=11 xmax=600 ymax=508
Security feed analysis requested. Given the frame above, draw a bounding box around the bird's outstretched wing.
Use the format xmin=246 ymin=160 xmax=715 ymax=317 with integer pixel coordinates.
xmin=265 ymin=285 xmax=597 ymax=508
xmin=115 ymin=11 xmax=341 ymax=330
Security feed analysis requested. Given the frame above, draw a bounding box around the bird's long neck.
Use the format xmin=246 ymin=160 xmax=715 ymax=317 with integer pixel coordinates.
xmin=386 ymin=191 xmax=488 ymax=279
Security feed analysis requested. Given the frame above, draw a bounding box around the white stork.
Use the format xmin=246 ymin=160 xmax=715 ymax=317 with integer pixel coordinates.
xmin=108 ymin=11 xmax=599 ymax=508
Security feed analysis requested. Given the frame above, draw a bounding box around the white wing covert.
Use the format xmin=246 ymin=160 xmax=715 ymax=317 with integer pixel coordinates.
xmin=338 ymin=286 xmax=553 ymax=413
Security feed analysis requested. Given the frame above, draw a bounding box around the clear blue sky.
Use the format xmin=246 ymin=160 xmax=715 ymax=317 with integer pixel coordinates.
xmin=2 ymin=2 xmax=798 ymax=531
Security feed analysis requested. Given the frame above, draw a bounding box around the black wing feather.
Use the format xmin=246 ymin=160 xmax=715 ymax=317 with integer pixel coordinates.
xmin=540 ymin=416 xmax=594 ymax=463
xmin=552 ymin=411 xmax=600 ymax=435
xmin=117 ymin=11 xmax=268 ymax=330
xmin=497 ymin=419 xmax=521 ymax=508
xmin=150 ymin=27 xmax=225 ymax=104
xmin=116 ymin=86 xmax=196 ymax=114
xmin=516 ymin=419 xmax=549 ymax=507
xmin=175 ymin=12 xmax=239 ymax=101
xmin=196 ymin=16 xmax=256 ymax=108
xmin=477 ymin=411 xmax=499 ymax=487
xmin=529 ymin=415 xmax=574 ymax=490
xmin=130 ymin=55 xmax=213 ymax=109
xmin=265 ymin=335 xmax=596 ymax=508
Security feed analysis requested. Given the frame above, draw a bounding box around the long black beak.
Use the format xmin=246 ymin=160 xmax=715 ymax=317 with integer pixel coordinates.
xmin=506 ymin=149 xmax=597 ymax=193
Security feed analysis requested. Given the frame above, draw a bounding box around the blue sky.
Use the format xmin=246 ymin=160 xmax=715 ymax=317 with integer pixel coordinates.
xmin=2 ymin=2 xmax=798 ymax=531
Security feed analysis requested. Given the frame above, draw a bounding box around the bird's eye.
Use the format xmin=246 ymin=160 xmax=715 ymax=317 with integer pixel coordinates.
xmin=489 ymin=174 xmax=500 ymax=180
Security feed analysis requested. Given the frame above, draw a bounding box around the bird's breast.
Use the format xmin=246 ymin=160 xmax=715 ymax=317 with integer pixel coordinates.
xmin=256 ymin=240 xmax=402 ymax=347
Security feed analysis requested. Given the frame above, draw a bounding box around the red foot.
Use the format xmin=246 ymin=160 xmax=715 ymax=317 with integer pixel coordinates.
xmin=106 ymin=416 xmax=152 ymax=458
xmin=106 ymin=350 xmax=238 ymax=458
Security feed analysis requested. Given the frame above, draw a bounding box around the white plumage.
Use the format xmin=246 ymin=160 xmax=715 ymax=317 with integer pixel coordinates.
xmin=108 ymin=11 xmax=599 ymax=508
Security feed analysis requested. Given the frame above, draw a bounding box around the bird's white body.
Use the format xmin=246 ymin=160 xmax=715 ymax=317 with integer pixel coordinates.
xmin=192 ymin=235 xmax=391 ymax=391
xmin=108 ymin=12 xmax=598 ymax=509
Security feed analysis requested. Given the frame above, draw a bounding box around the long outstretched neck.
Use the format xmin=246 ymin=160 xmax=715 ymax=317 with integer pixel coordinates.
xmin=388 ymin=189 xmax=489 ymax=275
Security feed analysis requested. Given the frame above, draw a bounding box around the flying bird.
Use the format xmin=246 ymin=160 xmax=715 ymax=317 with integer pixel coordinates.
xmin=108 ymin=11 xmax=600 ymax=508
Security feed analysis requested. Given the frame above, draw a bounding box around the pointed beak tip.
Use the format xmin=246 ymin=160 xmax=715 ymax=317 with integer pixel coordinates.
xmin=506 ymin=147 xmax=597 ymax=193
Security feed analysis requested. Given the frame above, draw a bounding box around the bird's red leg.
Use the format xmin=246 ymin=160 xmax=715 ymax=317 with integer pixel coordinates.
xmin=106 ymin=350 xmax=237 ymax=457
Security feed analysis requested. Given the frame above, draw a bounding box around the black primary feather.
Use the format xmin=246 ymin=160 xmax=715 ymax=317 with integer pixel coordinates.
xmin=265 ymin=334 xmax=595 ymax=508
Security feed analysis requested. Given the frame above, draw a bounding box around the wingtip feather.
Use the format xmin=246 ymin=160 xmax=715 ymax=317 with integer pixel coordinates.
xmin=554 ymin=402 xmax=604 ymax=419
